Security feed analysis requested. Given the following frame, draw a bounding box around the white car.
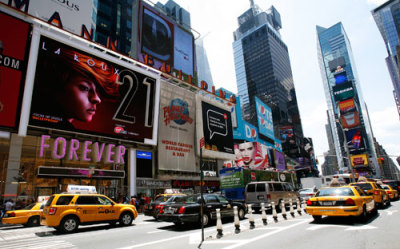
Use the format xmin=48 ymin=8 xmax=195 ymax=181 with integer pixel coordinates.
xmin=299 ymin=188 xmax=318 ymax=201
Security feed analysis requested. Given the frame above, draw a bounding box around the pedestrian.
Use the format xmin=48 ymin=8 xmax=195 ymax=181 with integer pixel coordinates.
xmin=4 ymin=199 xmax=14 ymax=212
xmin=130 ymin=196 xmax=137 ymax=207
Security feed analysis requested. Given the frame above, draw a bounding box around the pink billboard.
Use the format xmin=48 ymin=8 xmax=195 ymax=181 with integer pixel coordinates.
xmin=234 ymin=142 xmax=270 ymax=170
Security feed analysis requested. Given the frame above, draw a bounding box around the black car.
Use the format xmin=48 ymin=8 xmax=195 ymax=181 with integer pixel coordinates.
xmin=382 ymin=180 xmax=400 ymax=193
xmin=144 ymin=194 xmax=186 ymax=220
xmin=157 ymin=193 xmax=246 ymax=226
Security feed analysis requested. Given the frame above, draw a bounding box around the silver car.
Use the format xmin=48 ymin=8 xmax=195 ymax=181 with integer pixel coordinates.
xmin=299 ymin=188 xmax=318 ymax=201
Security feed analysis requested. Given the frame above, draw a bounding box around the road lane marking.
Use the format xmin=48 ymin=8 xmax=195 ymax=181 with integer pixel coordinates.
xmin=345 ymin=225 xmax=377 ymax=231
xmin=216 ymin=219 xmax=312 ymax=249
xmin=306 ymin=225 xmax=348 ymax=231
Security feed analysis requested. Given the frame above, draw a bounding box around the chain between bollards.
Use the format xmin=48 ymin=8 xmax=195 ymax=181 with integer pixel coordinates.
xmin=248 ymin=204 xmax=255 ymax=229
xmin=233 ymin=206 xmax=240 ymax=234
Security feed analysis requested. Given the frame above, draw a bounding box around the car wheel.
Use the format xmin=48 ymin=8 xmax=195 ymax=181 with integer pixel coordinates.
xmin=201 ymin=213 xmax=210 ymax=227
xmin=238 ymin=208 xmax=245 ymax=220
xmin=359 ymin=205 xmax=368 ymax=223
xmin=312 ymin=215 xmax=322 ymax=223
xmin=119 ymin=212 xmax=133 ymax=226
xmin=59 ymin=216 xmax=79 ymax=233
xmin=26 ymin=216 xmax=40 ymax=227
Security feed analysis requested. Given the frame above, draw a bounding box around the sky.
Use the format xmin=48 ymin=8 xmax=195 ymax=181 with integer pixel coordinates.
xmin=160 ymin=0 xmax=399 ymax=168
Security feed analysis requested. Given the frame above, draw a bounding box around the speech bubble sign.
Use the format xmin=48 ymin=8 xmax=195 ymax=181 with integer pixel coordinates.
xmin=207 ymin=109 xmax=228 ymax=139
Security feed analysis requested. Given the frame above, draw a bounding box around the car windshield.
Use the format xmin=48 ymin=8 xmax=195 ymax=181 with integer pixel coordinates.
xmin=351 ymin=183 xmax=372 ymax=191
xmin=173 ymin=195 xmax=199 ymax=204
xmin=299 ymin=189 xmax=313 ymax=193
xmin=21 ymin=203 xmax=36 ymax=210
xmin=381 ymin=185 xmax=390 ymax=190
xmin=316 ymin=187 xmax=354 ymax=197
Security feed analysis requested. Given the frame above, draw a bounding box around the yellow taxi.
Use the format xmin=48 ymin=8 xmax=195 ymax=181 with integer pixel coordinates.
xmin=306 ymin=185 xmax=376 ymax=222
xmin=41 ymin=192 xmax=137 ymax=233
xmin=2 ymin=202 xmax=44 ymax=227
xmin=380 ymin=184 xmax=399 ymax=201
xmin=349 ymin=181 xmax=390 ymax=208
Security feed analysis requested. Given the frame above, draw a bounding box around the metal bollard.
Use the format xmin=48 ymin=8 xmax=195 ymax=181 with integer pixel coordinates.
xmin=233 ymin=206 xmax=240 ymax=234
xmin=216 ymin=208 xmax=223 ymax=238
xmin=297 ymin=198 xmax=302 ymax=215
xmin=289 ymin=199 xmax=295 ymax=217
xmin=281 ymin=200 xmax=287 ymax=219
xmin=271 ymin=201 xmax=278 ymax=222
xmin=261 ymin=202 xmax=267 ymax=225
xmin=248 ymin=204 xmax=255 ymax=229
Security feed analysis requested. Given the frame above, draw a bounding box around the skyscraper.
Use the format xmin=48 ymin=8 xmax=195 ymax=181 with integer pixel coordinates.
xmin=233 ymin=3 xmax=304 ymax=160
xmin=195 ymin=35 xmax=215 ymax=92
xmin=372 ymin=0 xmax=400 ymax=120
xmin=316 ymin=22 xmax=380 ymax=177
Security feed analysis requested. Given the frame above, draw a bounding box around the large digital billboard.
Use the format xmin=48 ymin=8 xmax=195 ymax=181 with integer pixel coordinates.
xmin=29 ymin=36 xmax=159 ymax=144
xmin=234 ymin=142 xmax=270 ymax=170
xmin=196 ymin=95 xmax=234 ymax=160
xmin=1 ymin=0 xmax=94 ymax=36
xmin=333 ymin=81 xmax=354 ymax=102
xmin=0 ymin=11 xmax=31 ymax=129
xmin=339 ymin=98 xmax=360 ymax=129
xmin=158 ymin=81 xmax=196 ymax=172
xmin=138 ymin=1 xmax=195 ymax=81
xmin=255 ymin=96 xmax=274 ymax=141
xmin=345 ymin=128 xmax=365 ymax=154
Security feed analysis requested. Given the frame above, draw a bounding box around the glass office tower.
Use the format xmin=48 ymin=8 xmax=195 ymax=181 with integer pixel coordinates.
xmin=316 ymin=22 xmax=380 ymax=177
xmin=233 ymin=3 xmax=304 ymax=158
xmin=372 ymin=0 xmax=400 ymax=120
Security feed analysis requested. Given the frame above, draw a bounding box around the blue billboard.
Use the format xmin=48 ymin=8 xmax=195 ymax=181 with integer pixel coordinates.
xmin=255 ymin=97 xmax=274 ymax=141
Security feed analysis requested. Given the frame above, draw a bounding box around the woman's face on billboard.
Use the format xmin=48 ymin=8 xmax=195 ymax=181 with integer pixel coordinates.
xmin=239 ymin=142 xmax=254 ymax=165
xmin=59 ymin=75 xmax=101 ymax=122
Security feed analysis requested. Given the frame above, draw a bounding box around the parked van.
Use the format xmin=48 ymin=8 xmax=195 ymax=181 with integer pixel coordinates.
xmin=245 ymin=181 xmax=300 ymax=211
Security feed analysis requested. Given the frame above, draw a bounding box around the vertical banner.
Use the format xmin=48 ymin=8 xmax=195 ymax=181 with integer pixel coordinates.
xmin=0 ymin=12 xmax=31 ymax=129
xmin=255 ymin=96 xmax=274 ymax=140
xmin=158 ymin=81 xmax=196 ymax=171
xmin=196 ymin=95 xmax=234 ymax=160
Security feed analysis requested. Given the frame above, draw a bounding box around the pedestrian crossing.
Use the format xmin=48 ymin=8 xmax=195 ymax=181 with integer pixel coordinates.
xmin=0 ymin=237 xmax=76 ymax=249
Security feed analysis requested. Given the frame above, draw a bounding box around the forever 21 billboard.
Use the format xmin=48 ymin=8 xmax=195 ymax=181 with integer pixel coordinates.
xmin=29 ymin=36 xmax=159 ymax=144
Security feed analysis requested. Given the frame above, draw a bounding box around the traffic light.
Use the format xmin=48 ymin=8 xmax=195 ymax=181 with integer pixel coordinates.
xmin=380 ymin=157 xmax=385 ymax=164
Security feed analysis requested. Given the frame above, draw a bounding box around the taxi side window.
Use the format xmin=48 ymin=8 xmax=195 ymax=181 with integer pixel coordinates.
xmin=97 ymin=196 xmax=113 ymax=205
xmin=355 ymin=187 xmax=366 ymax=196
xmin=56 ymin=196 xmax=74 ymax=205
xmin=76 ymin=196 xmax=98 ymax=205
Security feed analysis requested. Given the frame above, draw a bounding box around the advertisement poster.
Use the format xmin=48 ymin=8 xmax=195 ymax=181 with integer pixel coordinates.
xmin=255 ymin=96 xmax=274 ymax=140
xmin=234 ymin=142 xmax=270 ymax=170
xmin=274 ymin=150 xmax=286 ymax=171
xmin=0 ymin=12 xmax=31 ymax=129
xmin=1 ymin=0 xmax=94 ymax=36
xmin=345 ymin=129 xmax=365 ymax=153
xmin=333 ymin=81 xmax=354 ymax=102
xmin=196 ymin=95 xmax=234 ymax=160
xmin=158 ymin=81 xmax=196 ymax=172
xmin=350 ymin=154 xmax=368 ymax=167
xmin=280 ymin=126 xmax=294 ymax=142
xmin=138 ymin=1 xmax=195 ymax=79
xmin=29 ymin=36 xmax=159 ymax=144
xmin=219 ymin=167 xmax=245 ymax=201
xmin=339 ymin=98 xmax=360 ymax=128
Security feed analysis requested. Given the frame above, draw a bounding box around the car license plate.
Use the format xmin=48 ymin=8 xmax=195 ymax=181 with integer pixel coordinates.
xmin=164 ymin=208 xmax=174 ymax=214
xmin=320 ymin=201 xmax=333 ymax=206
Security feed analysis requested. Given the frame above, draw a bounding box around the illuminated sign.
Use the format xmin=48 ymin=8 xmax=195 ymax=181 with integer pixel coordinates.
xmin=136 ymin=151 xmax=152 ymax=160
xmin=351 ymin=154 xmax=368 ymax=167
xmin=255 ymin=96 xmax=274 ymax=141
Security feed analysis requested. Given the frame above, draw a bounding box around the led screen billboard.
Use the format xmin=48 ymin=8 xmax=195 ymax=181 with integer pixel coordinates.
xmin=158 ymin=81 xmax=196 ymax=172
xmin=350 ymin=154 xmax=368 ymax=167
xmin=0 ymin=12 xmax=31 ymax=129
xmin=345 ymin=128 xmax=365 ymax=154
xmin=196 ymin=95 xmax=234 ymax=160
xmin=234 ymin=142 xmax=270 ymax=170
xmin=274 ymin=149 xmax=286 ymax=171
xmin=29 ymin=36 xmax=159 ymax=144
xmin=333 ymin=81 xmax=354 ymax=102
xmin=138 ymin=1 xmax=195 ymax=81
xmin=255 ymin=96 xmax=274 ymax=141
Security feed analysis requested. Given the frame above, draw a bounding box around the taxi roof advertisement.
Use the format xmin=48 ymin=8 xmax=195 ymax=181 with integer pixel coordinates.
xmin=29 ymin=36 xmax=160 ymax=144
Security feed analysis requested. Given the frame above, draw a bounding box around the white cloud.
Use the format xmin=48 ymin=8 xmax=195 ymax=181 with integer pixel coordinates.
xmin=366 ymin=0 xmax=387 ymax=6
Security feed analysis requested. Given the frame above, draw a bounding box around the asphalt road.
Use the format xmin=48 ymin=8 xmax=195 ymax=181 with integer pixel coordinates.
xmin=0 ymin=200 xmax=399 ymax=249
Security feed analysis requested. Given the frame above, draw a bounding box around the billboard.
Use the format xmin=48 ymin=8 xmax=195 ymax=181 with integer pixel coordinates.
xmin=255 ymin=96 xmax=274 ymax=140
xmin=333 ymin=81 xmax=354 ymax=102
xmin=29 ymin=36 xmax=159 ymax=144
xmin=345 ymin=128 xmax=365 ymax=154
xmin=280 ymin=126 xmax=294 ymax=142
xmin=196 ymin=95 xmax=234 ymax=160
xmin=158 ymin=81 xmax=196 ymax=172
xmin=138 ymin=1 xmax=195 ymax=80
xmin=234 ymin=142 xmax=270 ymax=170
xmin=350 ymin=154 xmax=368 ymax=167
xmin=339 ymin=98 xmax=360 ymax=128
xmin=274 ymin=150 xmax=286 ymax=171
xmin=0 ymin=12 xmax=31 ymax=129
xmin=1 ymin=0 xmax=94 ymax=36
